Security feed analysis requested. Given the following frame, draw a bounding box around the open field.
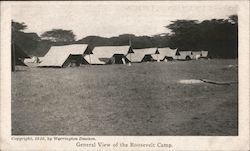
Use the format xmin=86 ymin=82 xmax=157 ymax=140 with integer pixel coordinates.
xmin=12 ymin=59 xmax=238 ymax=135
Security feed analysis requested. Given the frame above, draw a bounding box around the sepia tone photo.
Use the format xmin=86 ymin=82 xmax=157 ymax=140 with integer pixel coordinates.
xmin=10 ymin=1 xmax=238 ymax=136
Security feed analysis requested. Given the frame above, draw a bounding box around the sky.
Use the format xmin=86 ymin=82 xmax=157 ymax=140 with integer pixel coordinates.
xmin=11 ymin=1 xmax=237 ymax=40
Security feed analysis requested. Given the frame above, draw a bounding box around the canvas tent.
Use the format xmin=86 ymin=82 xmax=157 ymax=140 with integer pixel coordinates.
xmin=176 ymin=50 xmax=193 ymax=60
xmin=38 ymin=57 xmax=45 ymax=63
xmin=152 ymin=47 xmax=178 ymax=62
xmin=191 ymin=51 xmax=202 ymax=60
xmin=189 ymin=50 xmax=209 ymax=60
xmin=201 ymin=51 xmax=209 ymax=58
xmin=38 ymin=44 xmax=88 ymax=67
xmin=83 ymin=45 xmax=133 ymax=65
xmin=128 ymin=48 xmax=157 ymax=62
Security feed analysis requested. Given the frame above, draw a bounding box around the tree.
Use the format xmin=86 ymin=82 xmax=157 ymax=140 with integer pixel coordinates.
xmin=228 ymin=15 xmax=238 ymax=24
xmin=12 ymin=20 xmax=27 ymax=32
xmin=165 ymin=15 xmax=238 ymax=58
xmin=41 ymin=29 xmax=76 ymax=43
xmin=76 ymin=34 xmax=170 ymax=49
xmin=11 ymin=21 xmax=29 ymax=71
xmin=166 ymin=20 xmax=200 ymax=50
xmin=152 ymin=34 xmax=171 ymax=48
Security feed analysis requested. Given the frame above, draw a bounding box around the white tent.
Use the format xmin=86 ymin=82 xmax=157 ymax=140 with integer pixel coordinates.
xmin=128 ymin=48 xmax=157 ymax=62
xmin=191 ymin=51 xmax=202 ymax=60
xmin=152 ymin=47 xmax=178 ymax=62
xmin=38 ymin=44 xmax=88 ymax=67
xmin=38 ymin=57 xmax=45 ymax=63
xmin=176 ymin=51 xmax=193 ymax=60
xmin=84 ymin=45 xmax=133 ymax=65
xmin=201 ymin=51 xmax=209 ymax=58
xmin=190 ymin=51 xmax=209 ymax=59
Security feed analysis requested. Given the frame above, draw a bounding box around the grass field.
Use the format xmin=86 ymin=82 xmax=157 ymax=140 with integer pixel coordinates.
xmin=12 ymin=59 xmax=238 ymax=135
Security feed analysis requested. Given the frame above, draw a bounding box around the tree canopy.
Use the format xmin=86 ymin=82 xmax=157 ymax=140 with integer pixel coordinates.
xmin=166 ymin=15 xmax=238 ymax=58
xmin=11 ymin=21 xmax=27 ymax=32
xmin=41 ymin=29 xmax=76 ymax=43
xmin=11 ymin=14 xmax=238 ymax=59
xmin=76 ymin=34 xmax=170 ymax=51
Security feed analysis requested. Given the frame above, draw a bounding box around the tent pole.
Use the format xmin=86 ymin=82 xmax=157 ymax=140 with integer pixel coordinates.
xmin=156 ymin=47 xmax=159 ymax=62
xmin=130 ymin=53 xmax=131 ymax=63
xmin=128 ymin=36 xmax=133 ymax=64
xmin=89 ymin=51 xmax=91 ymax=65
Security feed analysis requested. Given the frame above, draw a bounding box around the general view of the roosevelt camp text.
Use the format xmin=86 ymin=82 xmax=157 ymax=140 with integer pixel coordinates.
xmin=11 ymin=2 xmax=238 ymax=135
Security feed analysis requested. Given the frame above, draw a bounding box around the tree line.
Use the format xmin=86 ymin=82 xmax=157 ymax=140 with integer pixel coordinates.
xmin=12 ymin=14 xmax=237 ymax=58
xmin=166 ymin=15 xmax=238 ymax=58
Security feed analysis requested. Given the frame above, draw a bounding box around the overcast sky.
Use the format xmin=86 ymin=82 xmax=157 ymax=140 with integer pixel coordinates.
xmin=11 ymin=1 xmax=237 ymax=40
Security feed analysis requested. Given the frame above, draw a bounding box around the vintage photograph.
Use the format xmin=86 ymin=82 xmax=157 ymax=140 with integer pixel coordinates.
xmin=11 ymin=1 xmax=238 ymax=136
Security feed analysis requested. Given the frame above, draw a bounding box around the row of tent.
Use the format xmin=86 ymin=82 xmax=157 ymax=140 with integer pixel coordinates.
xmin=23 ymin=44 xmax=208 ymax=67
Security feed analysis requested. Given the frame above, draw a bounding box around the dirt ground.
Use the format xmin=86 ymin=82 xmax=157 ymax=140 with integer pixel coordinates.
xmin=12 ymin=59 xmax=238 ymax=135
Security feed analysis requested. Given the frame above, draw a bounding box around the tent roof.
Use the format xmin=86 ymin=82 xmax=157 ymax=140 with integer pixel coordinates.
xmin=92 ymin=45 xmax=131 ymax=58
xmin=87 ymin=45 xmax=132 ymax=64
xmin=128 ymin=48 xmax=157 ymax=62
xmin=38 ymin=56 xmax=45 ymax=61
xmin=191 ymin=51 xmax=202 ymax=56
xmin=38 ymin=44 xmax=88 ymax=67
xmin=152 ymin=47 xmax=177 ymax=60
xmin=178 ymin=51 xmax=192 ymax=56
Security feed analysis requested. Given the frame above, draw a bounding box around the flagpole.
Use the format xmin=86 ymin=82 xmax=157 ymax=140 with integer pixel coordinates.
xmin=129 ymin=36 xmax=132 ymax=64
xmin=12 ymin=41 xmax=16 ymax=72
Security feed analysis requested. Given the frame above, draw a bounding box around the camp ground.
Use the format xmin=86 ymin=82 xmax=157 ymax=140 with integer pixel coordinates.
xmin=128 ymin=48 xmax=157 ymax=63
xmin=38 ymin=44 xmax=88 ymax=67
xmin=12 ymin=59 xmax=238 ymax=136
xmin=152 ymin=47 xmax=178 ymax=62
xmin=83 ymin=45 xmax=133 ymax=65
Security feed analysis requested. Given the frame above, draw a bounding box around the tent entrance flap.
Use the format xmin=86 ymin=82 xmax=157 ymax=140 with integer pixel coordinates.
xmin=62 ymin=55 xmax=86 ymax=67
xmin=142 ymin=54 xmax=154 ymax=62
xmin=162 ymin=56 xmax=174 ymax=61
